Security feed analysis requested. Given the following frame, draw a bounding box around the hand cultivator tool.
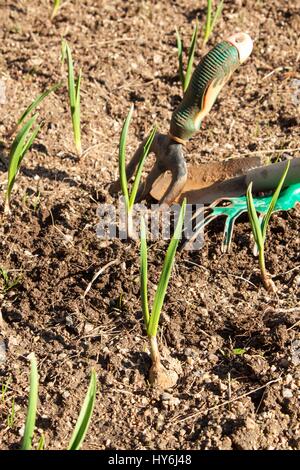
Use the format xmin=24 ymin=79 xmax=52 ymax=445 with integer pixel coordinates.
xmin=183 ymin=161 xmax=300 ymax=252
xmin=111 ymin=32 xmax=253 ymax=204
xmin=112 ymin=31 xmax=300 ymax=251
xmin=152 ymin=155 xmax=300 ymax=252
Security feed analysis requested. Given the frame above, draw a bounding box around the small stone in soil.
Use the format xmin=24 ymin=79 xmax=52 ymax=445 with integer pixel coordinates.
xmin=0 ymin=339 xmax=6 ymax=365
xmin=282 ymin=388 xmax=293 ymax=398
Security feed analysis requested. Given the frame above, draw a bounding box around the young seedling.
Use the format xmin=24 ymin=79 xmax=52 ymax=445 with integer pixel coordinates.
xmin=0 ymin=267 xmax=22 ymax=293
xmin=7 ymin=83 xmax=61 ymax=137
xmin=22 ymin=353 xmax=38 ymax=450
xmin=51 ymin=0 xmax=61 ymax=19
xmin=176 ymin=20 xmax=199 ymax=93
xmin=119 ymin=105 xmax=156 ymax=238
xmin=203 ymin=0 xmax=224 ymax=45
xmin=1 ymin=378 xmax=16 ymax=428
xmin=62 ymin=40 xmax=82 ymax=156
xmin=246 ymin=160 xmax=290 ymax=293
xmin=7 ymin=398 xmax=16 ymax=428
xmin=37 ymin=433 xmax=45 ymax=450
xmin=1 ymin=380 xmax=10 ymax=404
xmin=21 ymin=352 xmax=97 ymax=450
xmin=4 ymin=114 xmax=41 ymax=214
xmin=140 ymin=199 xmax=186 ymax=389
xmin=67 ymin=370 xmax=97 ymax=450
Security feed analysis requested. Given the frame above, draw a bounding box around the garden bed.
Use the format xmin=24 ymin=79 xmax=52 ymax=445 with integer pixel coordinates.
xmin=0 ymin=0 xmax=299 ymax=450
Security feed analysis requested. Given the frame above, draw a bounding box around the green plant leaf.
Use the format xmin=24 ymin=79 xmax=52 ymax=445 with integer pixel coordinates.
xmin=204 ymin=0 xmax=212 ymax=44
xmin=75 ymin=69 xmax=82 ymax=105
xmin=0 ymin=268 xmax=9 ymax=285
xmin=184 ymin=20 xmax=198 ymax=92
xmin=261 ymin=160 xmax=290 ymax=241
xmin=52 ymin=0 xmax=61 ymax=19
xmin=147 ymin=199 xmax=186 ymax=337
xmin=129 ymin=126 xmax=156 ymax=210
xmin=6 ymin=114 xmax=39 ymax=205
xmin=68 ymin=370 xmax=97 ymax=450
xmin=119 ymin=105 xmax=134 ymax=208
xmin=63 ymin=41 xmax=82 ymax=155
xmin=21 ymin=353 xmax=39 ymax=450
xmin=20 ymin=124 xmax=41 ymax=166
xmin=175 ymin=28 xmax=185 ymax=92
xmin=204 ymin=0 xmax=223 ymax=45
xmin=65 ymin=42 xmax=76 ymax=109
xmin=73 ymin=69 xmax=82 ymax=154
xmin=17 ymin=83 xmax=61 ymax=128
xmin=210 ymin=0 xmax=224 ymax=33
xmin=140 ymin=216 xmax=150 ymax=329
xmin=232 ymin=348 xmax=246 ymax=356
xmin=37 ymin=433 xmax=45 ymax=450
xmin=246 ymin=182 xmax=264 ymax=250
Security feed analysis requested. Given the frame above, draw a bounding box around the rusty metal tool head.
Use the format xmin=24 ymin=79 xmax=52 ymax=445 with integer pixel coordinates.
xmin=151 ymin=158 xmax=300 ymax=204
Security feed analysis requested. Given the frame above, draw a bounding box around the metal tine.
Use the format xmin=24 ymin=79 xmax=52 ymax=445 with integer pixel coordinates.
xmin=221 ymin=210 xmax=246 ymax=254
xmin=183 ymin=214 xmax=220 ymax=250
xmin=189 ymin=197 xmax=237 ymax=224
xmin=135 ymin=163 xmax=162 ymax=203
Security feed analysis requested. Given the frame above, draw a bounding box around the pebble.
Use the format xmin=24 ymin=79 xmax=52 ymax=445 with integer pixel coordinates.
xmin=9 ymin=336 xmax=19 ymax=346
xmin=285 ymin=374 xmax=293 ymax=385
xmin=184 ymin=348 xmax=196 ymax=358
xmin=65 ymin=315 xmax=73 ymax=327
xmin=121 ymin=262 xmax=126 ymax=271
xmin=202 ymin=372 xmax=210 ymax=382
xmin=24 ymin=250 xmax=34 ymax=257
xmin=156 ymin=414 xmax=164 ymax=428
xmin=161 ymin=392 xmax=180 ymax=407
xmin=282 ymin=388 xmax=293 ymax=399
xmin=208 ymin=353 xmax=219 ymax=364
xmin=153 ymin=54 xmax=161 ymax=64
xmin=84 ymin=322 xmax=94 ymax=334
xmin=245 ymin=417 xmax=257 ymax=430
xmin=0 ymin=339 xmax=6 ymax=365
xmin=221 ymin=436 xmax=232 ymax=450
xmin=198 ymin=307 xmax=209 ymax=317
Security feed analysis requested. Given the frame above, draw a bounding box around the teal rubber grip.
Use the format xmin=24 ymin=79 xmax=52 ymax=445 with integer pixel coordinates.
xmin=170 ymin=41 xmax=240 ymax=142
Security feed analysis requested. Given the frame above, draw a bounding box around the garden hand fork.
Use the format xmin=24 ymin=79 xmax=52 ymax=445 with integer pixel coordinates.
xmin=111 ymin=32 xmax=253 ymax=205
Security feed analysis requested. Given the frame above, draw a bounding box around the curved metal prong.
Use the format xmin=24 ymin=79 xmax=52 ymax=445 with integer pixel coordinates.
xmin=221 ymin=210 xmax=246 ymax=253
xmin=183 ymin=213 xmax=219 ymax=250
xmin=159 ymin=166 xmax=187 ymax=205
xmin=135 ymin=163 xmax=162 ymax=202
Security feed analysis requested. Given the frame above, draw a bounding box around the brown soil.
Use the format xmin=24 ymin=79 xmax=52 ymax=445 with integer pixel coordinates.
xmin=0 ymin=0 xmax=299 ymax=450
